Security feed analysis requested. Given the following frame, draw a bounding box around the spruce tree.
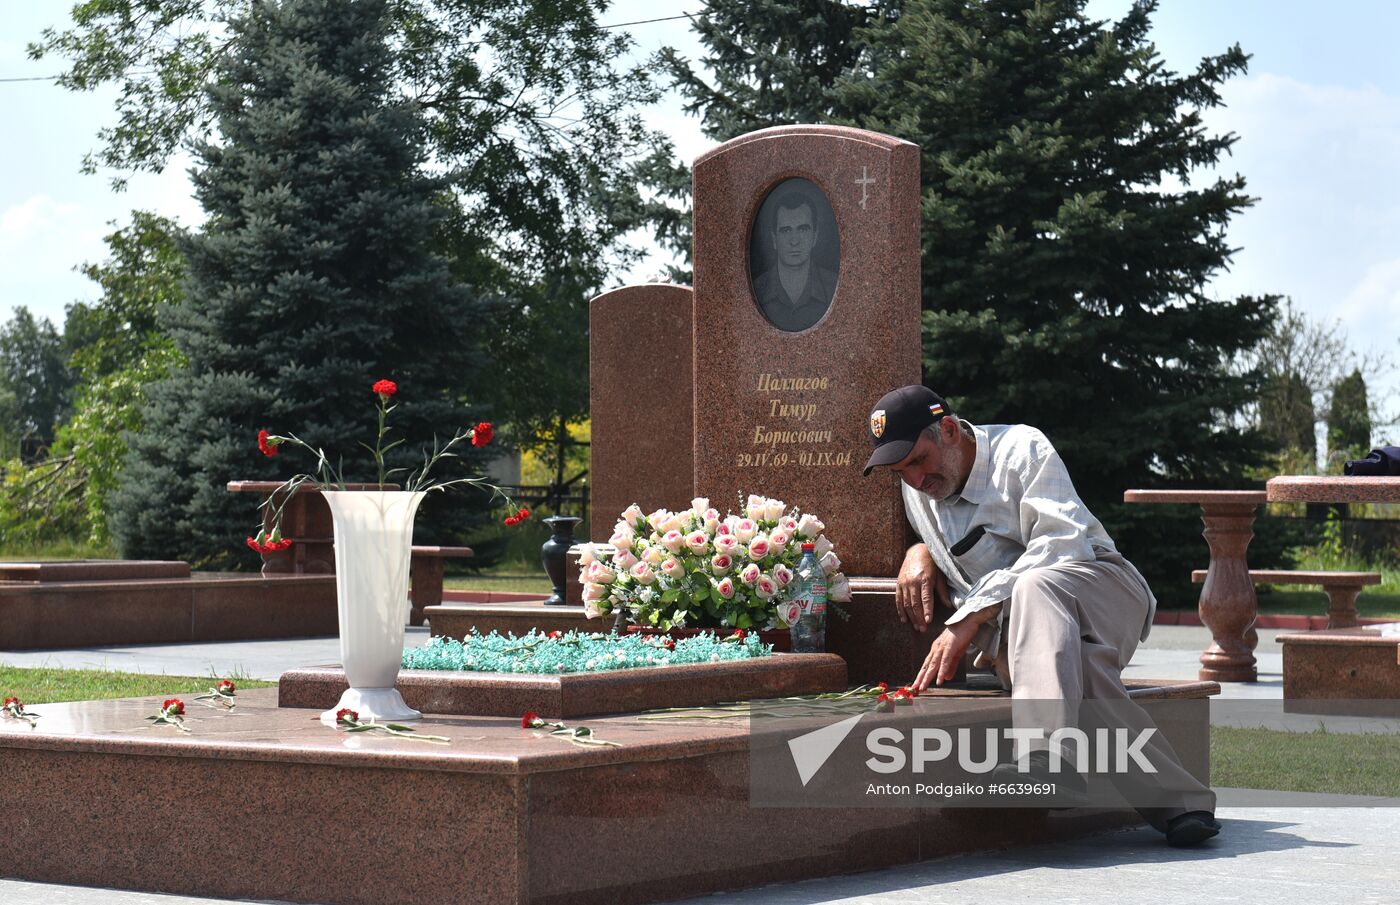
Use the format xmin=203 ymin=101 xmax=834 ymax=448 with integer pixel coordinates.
xmin=666 ymin=0 xmax=870 ymax=138
xmin=111 ymin=0 xmax=489 ymax=566
xmin=640 ymin=0 xmax=874 ymax=271
xmin=664 ymin=0 xmax=1282 ymax=595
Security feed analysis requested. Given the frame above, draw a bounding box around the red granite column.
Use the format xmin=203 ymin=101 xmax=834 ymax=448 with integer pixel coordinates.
xmin=1197 ymin=500 xmax=1261 ymax=682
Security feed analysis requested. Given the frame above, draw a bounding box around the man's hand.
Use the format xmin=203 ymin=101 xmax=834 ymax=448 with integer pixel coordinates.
xmin=895 ymin=543 xmax=949 ymax=632
xmin=912 ymin=618 xmax=979 ymax=691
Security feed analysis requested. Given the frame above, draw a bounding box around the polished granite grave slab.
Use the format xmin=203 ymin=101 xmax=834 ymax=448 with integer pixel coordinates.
xmin=0 ymin=682 xmax=1217 ymax=905
xmin=0 ymin=571 xmax=338 ymax=648
xmin=279 ymin=654 xmax=850 ymax=718
xmin=0 ymin=560 xmax=191 ymax=582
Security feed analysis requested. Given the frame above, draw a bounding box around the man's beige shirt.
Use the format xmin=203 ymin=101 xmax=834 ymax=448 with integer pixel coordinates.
xmin=901 ymin=421 xmax=1157 ymax=661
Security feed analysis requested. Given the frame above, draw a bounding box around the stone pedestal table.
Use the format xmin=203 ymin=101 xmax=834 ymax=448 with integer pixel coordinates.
xmin=1124 ymin=489 xmax=1268 ymax=682
xmin=1266 ymin=475 xmax=1400 ymax=507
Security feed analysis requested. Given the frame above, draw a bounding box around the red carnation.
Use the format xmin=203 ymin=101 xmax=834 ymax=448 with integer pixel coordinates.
xmin=521 ymin=711 xmax=541 ymax=729
xmin=336 ymin=708 xmax=359 ymax=725
xmin=257 ymin=429 xmax=280 ymax=457
xmin=372 ymin=379 xmax=397 ymax=399
xmin=162 ymin=698 xmax=185 ymax=716
xmin=470 ymin=422 xmax=494 ymax=447
xmin=547 ymin=631 xmax=562 ymax=640
xmin=3 ymin=696 xmax=37 ymax=724
xmin=734 ymin=629 xmax=748 ymax=641
xmin=876 ymin=681 xmax=889 ymax=693
xmin=247 ymin=534 xmax=294 ymax=555
xmin=218 ymin=680 xmax=236 ymax=694
xmin=662 ymin=638 xmax=676 ymax=651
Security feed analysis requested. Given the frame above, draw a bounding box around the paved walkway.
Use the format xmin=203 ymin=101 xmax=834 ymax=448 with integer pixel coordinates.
xmin=2 ymin=797 xmax=1395 ymax=904
xmin=670 ymin=797 xmax=1400 ymax=905
xmin=0 ymin=628 xmax=433 ymax=682
xmin=3 ymin=623 xmax=1398 ymax=903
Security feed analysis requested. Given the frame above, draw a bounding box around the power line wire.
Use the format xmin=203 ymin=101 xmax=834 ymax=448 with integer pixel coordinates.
xmin=599 ymin=12 xmax=696 ymax=28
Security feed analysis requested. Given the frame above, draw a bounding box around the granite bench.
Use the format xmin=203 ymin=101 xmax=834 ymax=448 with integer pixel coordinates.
xmin=1191 ymin=569 xmax=1381 ymax=629
xmin=409 ymin=545 xmax=473 ymax=627
xmin=1276 ymin=625 xmax=1400 ymax=709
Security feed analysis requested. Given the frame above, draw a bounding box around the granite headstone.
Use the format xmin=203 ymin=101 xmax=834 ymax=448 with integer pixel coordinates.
xmin=692 ymin=125 xmax=922 ymax=577
xmin=588 ymin=283 xmax=695 ymax=541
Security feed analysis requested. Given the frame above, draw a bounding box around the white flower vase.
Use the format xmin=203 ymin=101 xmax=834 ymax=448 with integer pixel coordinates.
xmin=319 ymin=490 xmax=426 ymax=726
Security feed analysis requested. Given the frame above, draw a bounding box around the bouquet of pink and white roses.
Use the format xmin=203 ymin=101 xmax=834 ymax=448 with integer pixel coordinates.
xmin=577 ymin=494 xmax=851 ymax=631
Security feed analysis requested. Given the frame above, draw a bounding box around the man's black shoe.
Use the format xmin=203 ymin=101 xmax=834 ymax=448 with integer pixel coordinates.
xmin=1165 ymin=811 xmax=1221 ymax=847
xmin=988 ymin=749 xmax=1088 ymax=805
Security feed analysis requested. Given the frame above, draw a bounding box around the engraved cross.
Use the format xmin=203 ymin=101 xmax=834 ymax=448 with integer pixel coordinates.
xmin=855 ymin=166 xmax=876 ymax=210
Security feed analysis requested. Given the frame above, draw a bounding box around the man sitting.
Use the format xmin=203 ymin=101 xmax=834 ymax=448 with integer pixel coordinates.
xmin=863 ymin=383 xmax=1220 ymax=847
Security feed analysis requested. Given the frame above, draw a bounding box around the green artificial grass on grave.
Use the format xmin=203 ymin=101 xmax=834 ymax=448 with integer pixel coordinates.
xmin=0 ymin=665 xmax=275 ymax=705
xmin=1211 ymin=726 xmax=1400 ymax=797
xmin=402 ymin=629 xmax=770 ymax=674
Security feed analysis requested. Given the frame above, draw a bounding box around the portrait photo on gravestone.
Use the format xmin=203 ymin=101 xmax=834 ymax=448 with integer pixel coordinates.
xmin=748 ymin=177 xmax=840 ymax=332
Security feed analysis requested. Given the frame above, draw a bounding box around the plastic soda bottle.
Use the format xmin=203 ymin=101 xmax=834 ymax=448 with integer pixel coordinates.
xmin=788 ymin=542 xmax=827 ymax=653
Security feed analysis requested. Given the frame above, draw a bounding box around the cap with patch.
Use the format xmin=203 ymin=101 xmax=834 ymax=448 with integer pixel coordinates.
xmin=862 ymin=385 xmax=951 ymax=476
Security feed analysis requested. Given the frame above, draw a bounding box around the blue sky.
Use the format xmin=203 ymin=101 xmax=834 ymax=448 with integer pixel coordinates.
xmin=3 ymin=1 xmax=1396 ymax=435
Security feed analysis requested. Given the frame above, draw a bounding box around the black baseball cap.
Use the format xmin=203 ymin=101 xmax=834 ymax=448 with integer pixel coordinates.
xmin=862 ymin=385 xmax=952 ymax=476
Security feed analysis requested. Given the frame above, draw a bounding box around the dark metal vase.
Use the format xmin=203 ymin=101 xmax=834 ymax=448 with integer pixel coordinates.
xmin=541 ymin=516 xmax=582 ymax=606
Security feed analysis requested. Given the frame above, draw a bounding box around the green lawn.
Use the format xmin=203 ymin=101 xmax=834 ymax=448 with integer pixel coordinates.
xmin=0 ymin=540 xmax=119 ymax=561
xmin=1212 ymin=726 xmax=1400 ymax=797
xmin=1254 ymin=588 xmax=1400 ymax=621
xmin=1159 ymin=588 xmax=1400 ymax=621
xmin=444 ymin=573 xmax=553 ymax=594
xmin=0 ymin=665 xmax=275 ymax=705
